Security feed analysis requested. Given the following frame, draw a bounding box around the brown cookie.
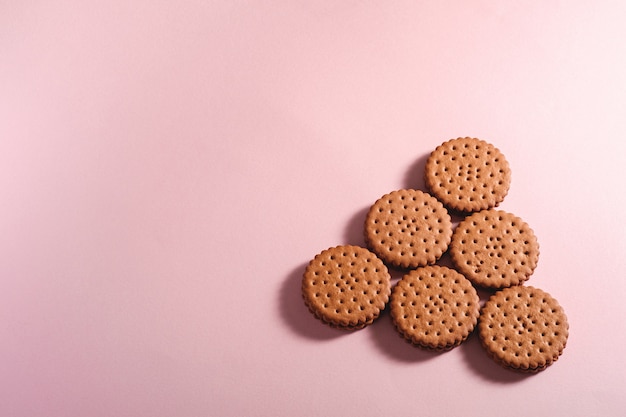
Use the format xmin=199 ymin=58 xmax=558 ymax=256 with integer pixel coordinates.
xmin=302 ymin=245 xmax=391 ymax=329
xmin=450 ymin=210 xmax=539 ymax=289
xmin=424 ymin=137 xmax=511 ymax=212
xmin=364 ymin=189 xmax=452 ymax=269
xmin=390 ymin=266 xmax=479 ymax=350
xmin=479 ymin=286 xmax=569 ymax=372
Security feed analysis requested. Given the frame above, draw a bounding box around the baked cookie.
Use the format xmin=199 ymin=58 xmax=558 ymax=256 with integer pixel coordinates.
xmin=364 ymin=189 xmax=452 ymax=269
xmin=425 ymin=137 xmax=511 ymax=212
xmin=390 ymin=266 xmax=479 ymax=350
xmin=479 ymin=286 xmax=569 ymax=372
xmin=450 ymin=210 xmax=539 ymax=288
xmin=302 ymin=245 xmax=391 ymax=329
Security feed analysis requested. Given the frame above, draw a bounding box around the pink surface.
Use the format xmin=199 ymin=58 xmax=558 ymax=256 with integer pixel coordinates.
xmin=1 ymin=1 xmax=626 ymax=416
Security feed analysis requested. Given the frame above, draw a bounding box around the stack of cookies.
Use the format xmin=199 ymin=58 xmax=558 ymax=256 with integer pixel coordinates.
xmin=301 ymin=137 xmax=568 ymax=372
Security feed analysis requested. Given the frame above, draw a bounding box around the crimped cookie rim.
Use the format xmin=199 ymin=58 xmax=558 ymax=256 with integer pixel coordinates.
xmin=449 ymin=209 xmax=540 ymax=288
xmin=424 ymin=137 xmax=511 ymax=212
xmin=302 ymin=245 xmax=392 ymax=328
xmin=478 ymin=285 xmax=569 ymax=371
xmin=364 ymin=189 xmax=453 ymax=269
xmin=390 ymin=265 xmax=480 ymax=350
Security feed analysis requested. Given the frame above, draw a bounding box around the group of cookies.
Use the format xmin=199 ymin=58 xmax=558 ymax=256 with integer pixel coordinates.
xmin=302 ymin=137 xmax=568 ymax=372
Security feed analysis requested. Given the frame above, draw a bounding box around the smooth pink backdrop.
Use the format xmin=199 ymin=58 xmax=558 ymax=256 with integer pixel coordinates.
xmin=1 ymin=1 xmax=625 ymax=416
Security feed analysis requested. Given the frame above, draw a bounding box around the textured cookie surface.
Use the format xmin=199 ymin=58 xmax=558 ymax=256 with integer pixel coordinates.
xmin=302 ymin=245 xmax=391 ymax=329
xmin=425 ymin=137 xmax=511 ymax=212
xmin=479 ymin=286 xmax=568 ymax=372
xmin=450 ymin=210 xmax=539 ymax=288
xmin=390 ymin=266 xmax=479 ymax=350
xmin=364 ymin=189 xmax=452 ymax=269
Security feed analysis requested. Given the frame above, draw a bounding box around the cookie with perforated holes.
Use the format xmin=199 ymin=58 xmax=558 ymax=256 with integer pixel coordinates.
xmin=424 ymin=137 xmax=511 ymax=212
xmin=479 ymin=286 xmax=568 ymax=372
xmin=450 ymin=210 xmax=539 ymax=289
xmin=364 ymin=189 xmax=452 ymax=269
xmin=302 ymin=245 xmax=391 ymax=329
xmin=390 ymin=266 xmax=480 ymax=350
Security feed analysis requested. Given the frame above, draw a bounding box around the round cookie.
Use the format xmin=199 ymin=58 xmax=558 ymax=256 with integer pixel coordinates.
xmin=364 ymin=189 xmax=452 ymax=269
xmin=302 ymin=245 xmax=391 ymax=329
xmin=390 ymin=266 xmax=479 ymax=350
xmin=479 ymin=286 xmax=569 ymax=372
xmin=450 ymin=210 xmax=539 ymax=289
xmin=425 ymin=137 xmax=511 ymax=212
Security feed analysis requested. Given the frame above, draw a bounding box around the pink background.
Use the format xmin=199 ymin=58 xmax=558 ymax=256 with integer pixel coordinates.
xmin=1 ymin=1 xmax=625 ymax=416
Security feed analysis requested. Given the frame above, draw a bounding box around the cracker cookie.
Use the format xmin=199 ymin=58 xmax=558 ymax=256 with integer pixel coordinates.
xmin=425 ymin=137 xmax=511 ymax=212
xmin=390 ymin=266 xmax=479 ymax=350
xmin=479 ymin=286 xmax=568 ymax=372
xmin=302 ymin=245 xmax=391 ymax=329
xmin=450 ymin=210 xmax=539 ymax=288
xmin=364 ymin=189 xmax=452 ymax=269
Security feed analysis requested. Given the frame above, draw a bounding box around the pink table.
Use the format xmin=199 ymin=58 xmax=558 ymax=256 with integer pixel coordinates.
xmin=1 ymin=1 xmax=625 ymax=416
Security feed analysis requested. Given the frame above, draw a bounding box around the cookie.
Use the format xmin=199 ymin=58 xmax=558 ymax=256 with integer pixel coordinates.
xmin=364 ymin=189 xmax=452 ymax=269
xmin=390 ymin=266 xmax=479 ymax=350
xmin=424 ymin=137 xmax=511 ymax=212
xmin=479 ymin=286 xmax=568 ymax=372
xmin=449 ymin=210 xmax=539 ymax=288
xmin=302 ymin=245 xmax=391 ymax=329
